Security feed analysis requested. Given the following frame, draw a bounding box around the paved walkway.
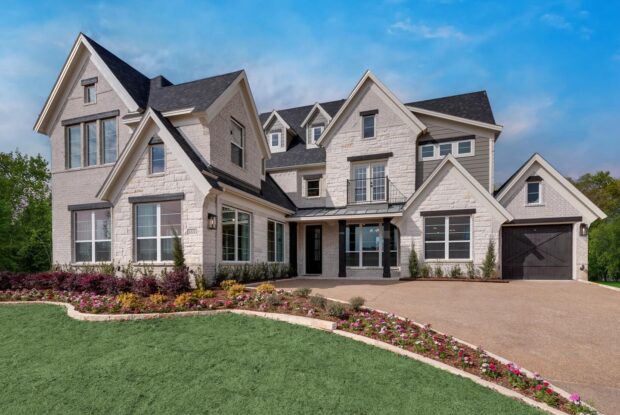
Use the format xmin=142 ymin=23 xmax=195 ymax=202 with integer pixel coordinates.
xmin=274 ymin=279 xmax=620 ymax=414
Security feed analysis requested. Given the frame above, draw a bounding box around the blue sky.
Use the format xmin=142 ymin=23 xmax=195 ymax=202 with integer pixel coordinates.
xmin=1 ymin=0 xmax=619 ymax=183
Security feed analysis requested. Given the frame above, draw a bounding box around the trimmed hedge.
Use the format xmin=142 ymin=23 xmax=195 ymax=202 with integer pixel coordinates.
xmin=215 ymin=262 xmax=294 ymax=284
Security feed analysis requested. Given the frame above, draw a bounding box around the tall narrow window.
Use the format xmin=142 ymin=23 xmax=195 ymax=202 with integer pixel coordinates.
xmin=268 ymin=220 xmax=284 ymax=262
xmin=86 ymin=122 xmax=97 ymax=166
xmin=270 ymin=131 xmax=281 ymax=148
xmin=102 ymin=118 xmax=117 ymax=163
xmin=231 ymin=120 xmax=244 ymax=167
xmin=527 ymin=182 xmax=541 ymax=204
xmin=74 ymin=209 xmax=111 ymax=262
xmin=135 ymin=201 xmax=181 ymax=262
xmin=222 ymin=206 xmax=251 ymax=262
xmin=362 ymin=114 xmax=375 ymax=139
xmin=66 ymin=125 xmax=81 ymax=168
xmin=84 ymin=84 xmax=96 ymax=104
xmin=150 ymin=144 xmax=165 ymax=174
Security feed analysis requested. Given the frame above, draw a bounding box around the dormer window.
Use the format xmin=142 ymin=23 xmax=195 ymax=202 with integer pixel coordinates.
xmin=526 ymin=177 xmax=543 ymax=205
xmin=81 ymin=77 xmax=98 ymax=104
xmin=360 ymin=110 xmax=378 ymax=139
xmin=311 ymin=125 xmax=324 ymax=143
xmin=149 ymin=138 xmax=165 ymax=174
xmin=270 ymin=130 xmax=282 ymax=148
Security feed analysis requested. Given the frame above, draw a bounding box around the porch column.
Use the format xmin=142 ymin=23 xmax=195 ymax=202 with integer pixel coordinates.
xmin=338 ymin=220 xmax=346 ymax=278
xmin=289 ymin=222 xmax=298 ymax=277
xmin=383 ymin=218 xmax=391 ymax=278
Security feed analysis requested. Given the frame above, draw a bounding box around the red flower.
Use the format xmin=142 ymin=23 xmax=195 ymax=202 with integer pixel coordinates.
xmin=535 ymin=384 xmax=543 ymax=391
xmin=545 ymin=388 xmax=553 ymax=394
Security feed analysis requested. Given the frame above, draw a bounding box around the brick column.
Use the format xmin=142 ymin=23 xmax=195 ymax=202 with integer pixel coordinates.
xmin=338 ymin=220 xmax=346 ymax=278
xmin=289 ymin=222 xmax=298 ymax=277
xmin=383 ymin=218 xmax=391 ymax=278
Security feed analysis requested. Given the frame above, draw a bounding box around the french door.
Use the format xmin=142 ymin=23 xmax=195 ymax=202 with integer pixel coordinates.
xmin=353 ymin=163 xmax=386 ymax=203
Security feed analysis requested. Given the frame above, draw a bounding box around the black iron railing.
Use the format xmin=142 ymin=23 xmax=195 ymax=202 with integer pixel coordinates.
xmin=346 ymin=176 xmax=406 ymax=205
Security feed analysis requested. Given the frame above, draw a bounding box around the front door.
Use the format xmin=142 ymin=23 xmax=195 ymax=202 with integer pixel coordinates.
xmin=305 ymin=225 xmax=322 ymax=274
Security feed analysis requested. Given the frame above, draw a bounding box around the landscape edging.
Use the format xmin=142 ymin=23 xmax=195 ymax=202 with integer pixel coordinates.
xmin=1 ymin=300 xmax=578 ymax=415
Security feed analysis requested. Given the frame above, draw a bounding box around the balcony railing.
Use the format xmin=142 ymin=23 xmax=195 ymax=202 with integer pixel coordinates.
xmin=346 ymin=176 xmax=406 ymax=205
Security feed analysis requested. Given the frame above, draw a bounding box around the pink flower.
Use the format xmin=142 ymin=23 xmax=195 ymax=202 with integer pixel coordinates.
xmin=569 ymin=393 xmax=581 ymax=404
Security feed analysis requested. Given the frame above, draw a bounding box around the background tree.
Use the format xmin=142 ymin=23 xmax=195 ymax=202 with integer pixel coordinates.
xmin=0 ymin=151 xmax=51 ymax=272
xmin=569 ymin=171 xmax=620 ymax=216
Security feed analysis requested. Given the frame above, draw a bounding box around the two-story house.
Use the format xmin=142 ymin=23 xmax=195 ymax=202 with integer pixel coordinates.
xmin=35 ymin=34 xmax=606 ymax=283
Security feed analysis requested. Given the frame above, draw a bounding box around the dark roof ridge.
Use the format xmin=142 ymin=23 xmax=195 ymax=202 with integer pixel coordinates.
xmin=262 ymin=98 xmax=346 ymax=115
xmin=159 ymin=69 xmax=243 ymax=89
xmin=407 ymin=90 xmax=489 ymax=105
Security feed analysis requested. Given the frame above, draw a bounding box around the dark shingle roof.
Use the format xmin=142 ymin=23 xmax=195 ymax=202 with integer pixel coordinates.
xmin=406 ymin=91 xmax=496 ymax=124
xmin=152 ymin=110 xmax=295 ymax=212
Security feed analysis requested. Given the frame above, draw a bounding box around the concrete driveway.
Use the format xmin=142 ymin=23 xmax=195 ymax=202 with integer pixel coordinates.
xmin=274 ymin=279 xmax=620 ymax=414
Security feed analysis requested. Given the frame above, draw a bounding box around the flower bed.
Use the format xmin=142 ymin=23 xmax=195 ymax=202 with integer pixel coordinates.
xmin=0 ymin=277 xmax=596 ymax=415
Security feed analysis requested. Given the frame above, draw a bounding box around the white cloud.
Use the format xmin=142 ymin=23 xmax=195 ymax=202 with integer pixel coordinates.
xmin=496 ymin=97 xmax=555 ymax=140
xmin=540 ymin=13 xmax=572 ymax=30
xmin=388 ymin=19 xmax=469 ymax=41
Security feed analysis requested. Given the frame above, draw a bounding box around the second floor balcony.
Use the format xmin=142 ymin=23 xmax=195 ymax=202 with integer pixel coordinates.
xmin=346 ymin=176 xmax=406 ymax=205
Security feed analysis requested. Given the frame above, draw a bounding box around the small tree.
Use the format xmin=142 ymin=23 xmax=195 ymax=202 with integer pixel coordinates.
xmin=480 ymin=239 xmax=497 ymax=279
xmin=172 ymin=232 xmax=186 ymax=271
xmin=408 ymin=244 xmax=419 ymax=278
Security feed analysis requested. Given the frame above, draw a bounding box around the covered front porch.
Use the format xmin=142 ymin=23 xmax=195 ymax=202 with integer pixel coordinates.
xmin=289 ymin=206 xmax=403 ymax=279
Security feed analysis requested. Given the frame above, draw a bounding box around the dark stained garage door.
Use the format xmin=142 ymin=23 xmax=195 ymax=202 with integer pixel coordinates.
xmin=502 ymin=225 xmax=572 ymax=280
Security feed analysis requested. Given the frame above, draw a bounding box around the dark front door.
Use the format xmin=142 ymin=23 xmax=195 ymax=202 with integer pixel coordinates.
xmin=502 ymin=224 xmax=572 ymax=280
xmin=305 ymin=225 xmax=322 ymax=274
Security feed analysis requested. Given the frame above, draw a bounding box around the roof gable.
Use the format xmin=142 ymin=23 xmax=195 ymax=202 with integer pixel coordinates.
xmin=300 ymin=103 xmax=332 ymax=127
xmin=262 ymin=110 xmax=291 ymax=131
xmin=407 ymin=91 xmax=496 ymax=125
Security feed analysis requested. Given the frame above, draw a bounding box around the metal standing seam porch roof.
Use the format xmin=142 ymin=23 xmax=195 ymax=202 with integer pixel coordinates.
xmin=291 ymin=204 xmax=404 ymax=219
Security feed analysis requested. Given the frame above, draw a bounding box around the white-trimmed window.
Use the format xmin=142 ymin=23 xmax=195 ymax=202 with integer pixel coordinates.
xmin=135 ymin=201 xmax=181 ymax=262
xmin=222 ymin=206 xmax=251 ymax=262
xmin=311 ymin=125 xmax=324 ymax=143
xmin=74 ymin=209 xmax=111 ymax=263
xmin=84 ymin=84 xmax=96 ymax=104
xmin=346 ymin=223 xmax=399 ymax=267
xmin=424 ymin=216 xmax=471 ymax=260
xmin=150 ymin=144 xmax=165 ymax=174
xmin=527 ymin=182 xmax=542 ymax=205
xmin=231 ymin=119 xmax=244 ymax=167
xmin=267 ymin=220 xmax=284 ymax=262
xmin=418 ymin=139 xmax=475 ymax=161
xmin=362 ymin=114 xmax=375 ymax=139
xmin=270 ymin=130 xmax=281 ymax=148
xmin=304 ymin=176 xmax=321 ymax=198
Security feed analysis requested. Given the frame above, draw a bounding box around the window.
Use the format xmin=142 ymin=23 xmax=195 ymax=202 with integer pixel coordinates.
xmin=150 ymin=144 xmax=165 ymax=174
xmin=268 ymin=220 xmax=284 ymax=262
xmin=351 ymin=163 xmax=386 ymax=203
xmin=74 ymin=209 xmax=111 ymax=262
xmin=418 ymin=139 xmax=475 ymax=161
xmin=346 ymin=223 xmax=399 ymax=267
xmin=86 ymin=122 xmax=97 ymax=166
xmin=305 ymin=178 xmax=321 ymax=198
xmin=222 ymin=206 xmax=251 ymax=262
xmin=84 ymin=84 xmax=96 ymax=104
xmin=362 ymin=114 xmax=375 ymax=139
xmin=135 ymin=201 xmax=181 ymax=262
xmin=231 ymin=119 xmax=244 ymax=167
xmin=311 ymin=125 xmax=324 ymax=143
xmin=66 ymin=125 xmax=81 ymax=168
xmin=102 ymin=118 xmax=117 ymax=164
xmin=527 ymin=182 xmax=541 ymax=204
xmin=270 ymin=131 xmax=281 ymax=148
xmin=424 ymin=216 xmax=471 ymax=260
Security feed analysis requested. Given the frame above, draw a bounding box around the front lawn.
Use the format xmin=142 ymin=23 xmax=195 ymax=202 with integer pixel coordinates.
xmin=0 ymin=305 xmax=542 ymax=415
xmin=595 ymin=281 xmax=620 ymax=288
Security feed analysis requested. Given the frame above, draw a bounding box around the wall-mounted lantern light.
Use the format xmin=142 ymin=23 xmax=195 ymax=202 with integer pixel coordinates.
xmin=579 ymin=223 xmax=588 ymax=237
xmin=208 ymin=213 xmax=217 ymax=230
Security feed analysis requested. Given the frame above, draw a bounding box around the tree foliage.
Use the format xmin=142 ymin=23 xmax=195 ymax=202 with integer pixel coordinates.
xmin=569 ymin=171 xmax=620 ymax=216
xmin=0 ymin=151 xmax=51 ymax=272
xmin=479 ymin=239 xmax=497 ymax=279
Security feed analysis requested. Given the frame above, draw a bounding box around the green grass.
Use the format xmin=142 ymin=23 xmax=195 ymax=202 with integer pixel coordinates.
xmin=0 ymin=305 xmax=542 ymax=415
xmin=595 ymin=281 xmax=620 ymax=288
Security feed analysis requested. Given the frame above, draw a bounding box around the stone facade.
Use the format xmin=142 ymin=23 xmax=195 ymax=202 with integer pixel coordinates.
xmin=270 ymin=167 xmax=327 ymax=209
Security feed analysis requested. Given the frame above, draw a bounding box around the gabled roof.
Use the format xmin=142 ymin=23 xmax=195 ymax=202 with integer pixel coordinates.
xmin=406 ymin=91 xmax=496 ymax=125
xmin=403 ymin=154 xmax=513 ymax=221
xmin=262 ymin=110 xmax=291 ymax=130
xmin=300 ymin=102 xmax=332 ymax=127
xmin=495 ymin=153 xmax=607 ymax=221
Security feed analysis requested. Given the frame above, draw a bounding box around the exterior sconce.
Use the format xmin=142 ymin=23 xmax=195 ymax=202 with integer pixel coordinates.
xmin=579 ymin=223 xmax=588 ymax=237
xmin=208 ymin=213 xmax=217 ymax=230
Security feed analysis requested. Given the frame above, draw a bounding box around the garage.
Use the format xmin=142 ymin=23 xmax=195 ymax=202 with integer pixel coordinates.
xmin=501 ymin=224 xmax=573 ymax=280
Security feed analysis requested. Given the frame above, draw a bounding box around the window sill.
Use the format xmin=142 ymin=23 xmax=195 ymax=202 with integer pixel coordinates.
xmin=148 ymin=172 xmax=166 ymax=177
xmin=525 ymin=203 xmax=545 ymax=207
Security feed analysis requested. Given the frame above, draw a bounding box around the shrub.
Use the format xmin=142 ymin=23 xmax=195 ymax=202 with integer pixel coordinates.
xmin=420 ymin=265 xmax=431 ymax=278
xmin=327 ymin=302 xmax=348 ymax=319
xmin=227 ymin=283 xmax=246 ymax=299
xmin=215 ymin=262 xmax=293 ymax=284
xmin=194 ymin=266 xmax=206 ymax=290
xmin=193 ymin=289 xmax=215 ymax=299
xmin=589 ymin=215 xmax=620 ymax=281
xmin=450 ymin=265 xmax=463 ymax=278
xmin=172 ymin=233 xmax=186 ymax=271
xmin=408 ymin=245 xmax=419 ymax=278
xmin=349 ymin=296 xmax=365 ymax=311
xmin=132 ymin=276 xmax=159 ymax=297
xmin=255 ymin=283 xmax=276 ymax=294
xmin=159 ymin=270 xmax=191 ymax=297
xmin=174 ymin=292 xmax=197 ymax=307
xmin=148 ymin=293 xmax=167 ymax=304
xmin=466 ymin=262 xmax=477 ymax=279
xmin=310 ymin=294 xmax=327 ymax=309
xmin=116 ymin=292 xmax=139 ymax=309
xmin=220 ymin=279 xmax=237 ymax=290
xmin=265 ymin=293 xmax=281 ymax=307
xmin=292 ymin=287 xmax=312 ymax=298
xmin=433 ymin=265 xmax=443 ymax=278
xmin=480 ymin=239 xmax=497 ymax=279
xmin=0 ymin=271 xmax=11 ymax=290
